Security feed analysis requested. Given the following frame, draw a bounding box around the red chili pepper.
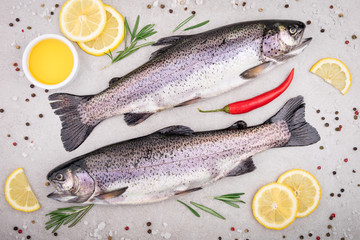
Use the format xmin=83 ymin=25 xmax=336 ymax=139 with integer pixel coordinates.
xmin=198 ymin=69 xmax=294 ymax=114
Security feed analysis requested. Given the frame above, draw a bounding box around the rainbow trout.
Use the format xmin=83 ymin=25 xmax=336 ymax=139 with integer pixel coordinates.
xmin=47 ymin=96 xmax=320 ymax=204
xmin=49 ymin=20 xmax=312 ymax=151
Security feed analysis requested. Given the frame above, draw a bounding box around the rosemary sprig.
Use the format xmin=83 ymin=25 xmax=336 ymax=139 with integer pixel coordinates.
xmin=184 ymin=20 xmax=210 ymax=31
xmin=213 ymin=193 xmax=246 ymax=208
xmin=172 ymin=14 xmax=196 ymax=32
xmin=190 ymin=201 xmax=225 ymax=220
xmin=105 ymin=15 xmax=157 ymax=66
xmin=177 ymin=200 xmax=200 ymax=217
xmin=45 ymin=204 xmax=94 ymax=233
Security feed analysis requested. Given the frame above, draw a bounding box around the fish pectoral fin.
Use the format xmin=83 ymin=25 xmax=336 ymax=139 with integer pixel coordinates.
xmin=157 ymin=125 xmax=194 ymax=136
xmin=95 ymin=187 xmax=128 ymax=200
xmin=226 ymin=157 xmax=256 ymax=177
xmin=175 ymin=97 xmax=201 ymax=107
xmin=227 ymin=120 xmax=247 ymax=130
xmin=240 ymin=62 xmax=273 ymax=79
xmin=175 ymin=187 xmax=203 ymax=196
xmin=124 ymin=113 xmax=154 ymax=126
xmin=109 ymin=76 xmax=124 ymax=87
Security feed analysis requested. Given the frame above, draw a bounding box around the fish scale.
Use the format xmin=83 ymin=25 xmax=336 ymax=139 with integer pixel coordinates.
xmin=47 ymin=96 xmax=320 ymax=204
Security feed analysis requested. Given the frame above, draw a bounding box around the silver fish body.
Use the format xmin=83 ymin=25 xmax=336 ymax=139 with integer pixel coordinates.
xmin=47 ymin=96 xmax=320 ymax=204
xmin=49 ymin=20 xmax=312 ymax=152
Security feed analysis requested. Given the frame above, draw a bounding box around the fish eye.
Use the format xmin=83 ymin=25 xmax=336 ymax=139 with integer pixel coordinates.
xmin=289 ymin=26 xmax=297 ymax=34
xmin=55 ymin=173 xmax=63 ymax=181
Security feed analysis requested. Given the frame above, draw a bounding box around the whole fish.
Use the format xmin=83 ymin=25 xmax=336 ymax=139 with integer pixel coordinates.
xmin=49 ymin=20 xmax=312 ymax=152
xmin=47 ymin=96 xmax=320 ymax=204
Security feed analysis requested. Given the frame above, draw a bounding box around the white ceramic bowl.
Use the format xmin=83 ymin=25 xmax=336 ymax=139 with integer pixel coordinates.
xmin=22 ymin=34 xmax=79 ymax=89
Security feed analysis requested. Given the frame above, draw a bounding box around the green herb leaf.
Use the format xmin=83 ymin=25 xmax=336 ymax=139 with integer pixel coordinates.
xmin=177 ymin=200 xmax=200 ymax=217
xmin=219 ymin=193 xmax=245 ymax=198
xmin=131 ymin=15 xmax=140 ymax=42
xmin=184 ymin=20 xmax=210 ymax=31
xmin=218 ymin=200 xmax=240 ymax=208
xmin=45 ymin=204 xmax=94 ymax=233
xmin=190 ymin=201 xmax=225 ymax=220
xmin=173 ymin=14 xmax=196 ymax=32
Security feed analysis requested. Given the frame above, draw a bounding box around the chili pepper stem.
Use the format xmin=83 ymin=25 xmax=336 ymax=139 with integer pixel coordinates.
xmin=197 ymin=106 xmax=229 ymax=113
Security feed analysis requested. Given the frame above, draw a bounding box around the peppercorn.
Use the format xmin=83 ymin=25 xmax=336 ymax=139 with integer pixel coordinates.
xmin=231 ymin=227 xmax=235 ymax=231
xmin=344 ymin=158 xmax=348 ymax=162
xmin=26 ymin=122 xmax=30 ymax=126
xmin=244 ymin=229 xmax=249 ymax=233
xmin=258 ymin=8 xmax=263 ymax=12
xmin=325 ymin=123 xmax=329 ymax=127
xmin=353 ymin=147 xmax=357 ymax=151
xmin=160 ymin=4 xmax=165 ymax=8
xmin=316 ymin=236 xmax=320 ymax=240
xmin=27 ymin=236 xmax=31 ymax=239
xmin=330 ymin=5 xmax=334 ymax=9
xmin=24 ymin=136 xmax=29 ymax=140
xmin=345 ymin=40 xmax=349 ymax=44
xmin=25 ymin=98 xmax=29 ymax=102
xmin=316 ymin=109 xmax=320 ymax=113
xmin=319 ymin=146 xmax=324 ymax=150
xmin=7 ymin=134 xmax=11 ymax=137
xmin=331 ymin=213 xmax=335 ymax=218
xmin=285 ymin=4 xmax=289 ymax=8
xmin=55 ymin=4 xmax=59 ymax=8
xmin=27 ymin=26 xmax=31 ymax=30
xmin=306 ymin=20 xmax=311 ymax=25
xmin=18 ymin=229 xmax=22 ymax=234
xmin=335 ymin=111 xmax=339 ymax=114
xmin=320 ymin=29 xmax=325 ymax=33
xmin=169 ymin=9 xmax=173 ymax=13
xmin=13 ymin=62 xmax=18 ymax=67
xmin=242 ymin=2 xmax=246 ymax=7
xmin=335 ymin=117 xmax=339 ymax=120
xmin=16 ymin=45 xmax=20 ymax=49
xmin=146 ymin=222 xmax=151 ymax=226
xmin=54 ymin=232 xmax=58 ymax=236
xmin=31 ymin=93 xmax=36 ymax=97
xmin=147 ymin=4 xmax=151 ymax=9
xmin=317 ymin=166 xmax=321 ymax=170
xmin=340 ymin=188 xmax=344 ymax=192
xmin=13 ymin=142 xmax=17 ymax=146
xmin=107 ymin=236 xmax=112 ymax=240
xmin=16 ymin=18 xmax=20 ymax=22
xmin=333 ymin=171 xmax=336 ymax=175
xmin=352 ymin=35 xmax=357 ymax=39
xmin=328 ymin=225 xmax=332 ymax=229
xmin=354 ymin=107 xmax=357 ymax=111
xmin=147 ymin=229 xmax=152 ymax=234
xmin=0 ymin=109 xmax=4 ymax=113
xmin=14 ymin=227 xmax=18 ymax=231
xmin=51 ymin=11 xmax=54 ymax=15
xmin=309 ymin=233 xmax=313 ymax=237
xmin=339 ymin=13 xmax=343 ymax=17
xmin=218 ymin=237 xmax=222 ymax=240
xmin=184 ymin=7 xmax=188 ymax=11
xmin=341 ymin=238 xmax=345 ymax=240
xmin=300 ymin=236 xmax=304 ymax=239
xmin=330 ymin=193 xmax=334 ymax=197
xmin=125 ymin=226 xmax=129 ymax=230
xmin=39 ymin=114 xmax=43 ymax=118
xmin=15 ymin=67 xmax=20 ymax=71
xmin=355 ymin=115 xmax=358 ymax=120
xmin=283 ymin=236 xmax=286 ymax=239
xmin=41 ymin=4 xmax=44 ymax=7
xmin=337 ymin=193 xmax=341 ymax=197
xmin=321 ymin=117 xmax=325 ymax=120
xmin=31 ymin=220 xmax=35 ymax=224
xmin=353 ymin=169 xmax=356 ymax=173
xmin=9 ymin=23 xmax=14 ymax=27
xmin=45 ymin=182 xmax=50 ymax=186
xmin=192 ymin=11 xmax=196 ymax=14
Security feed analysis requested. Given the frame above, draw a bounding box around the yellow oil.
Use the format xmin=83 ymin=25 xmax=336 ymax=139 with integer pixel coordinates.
xmin=29 ymin=39 xmax=74 ymax=85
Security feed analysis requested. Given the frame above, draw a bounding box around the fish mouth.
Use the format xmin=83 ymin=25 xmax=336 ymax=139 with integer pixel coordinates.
xmin=290 ymin=37 xmax=312 ymax=54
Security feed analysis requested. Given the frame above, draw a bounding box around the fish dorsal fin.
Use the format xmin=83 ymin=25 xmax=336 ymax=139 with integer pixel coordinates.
xmin=157 ymin=125 xmax=194 ymax=136
xmin=227 ymin=120 xmax=247 ymax=130
xmin=150 ymin=35 xmax=192 ymax=60
xmin=109 ymin=76 xmax=125 ymax=87
xmin=95 ymin=187 xmax=128 ymax=200
xmin=240 ymin=62 xmax=273 ymax=79
xmin=226 ymin=157 xmax=256 ymax=177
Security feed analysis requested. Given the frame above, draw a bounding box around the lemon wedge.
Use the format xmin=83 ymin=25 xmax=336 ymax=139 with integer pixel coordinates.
xmin=277 ymin=169 xmax=321 ymax=218
xmin=59 ymin=0 xmax=106 ymax=42
xmin=252 ymin=183 xmax=298 ymax=230
xmin=78 ymin=5 xmax=125 ymax=56
xmin=310 ymin=58 xmax=351 ymax=94
xmin=5 ymin=168 xmax=41 ymax=212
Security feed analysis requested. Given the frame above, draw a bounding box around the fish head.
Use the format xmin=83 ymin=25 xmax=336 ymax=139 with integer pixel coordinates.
xmin=262 ymin=20 xmax=312 ymax=62
xmin=47 ymin=164 xmax=95 ymax=203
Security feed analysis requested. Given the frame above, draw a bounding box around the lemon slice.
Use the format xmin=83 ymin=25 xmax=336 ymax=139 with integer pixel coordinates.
xmin=78 ymin=5 xmax=125 ymax=56
xmin=59 ymin=0 xmax=106 ymax=42
xmin=277 ymin=169 xmax=321 ymax=218
xmin=310 ymin=58 xmax=351 ymax=94
xmin=252 ymin=183 xmax=298 ymax=230
xmin=5 ymin=168 xmax=41 ymax=212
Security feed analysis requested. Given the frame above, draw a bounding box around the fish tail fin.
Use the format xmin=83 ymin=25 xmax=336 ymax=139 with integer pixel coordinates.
xmin=49 ymin=93 xmax=97 ymax=152
xmin=266 ymin=95 xmax=320 ymax=147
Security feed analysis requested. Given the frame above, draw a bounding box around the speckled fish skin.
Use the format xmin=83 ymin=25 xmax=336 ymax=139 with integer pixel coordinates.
xmin=49 ymin=20 xmax=312 ymax=152
xmin=47 ymin=96 xmax=320 ymax=204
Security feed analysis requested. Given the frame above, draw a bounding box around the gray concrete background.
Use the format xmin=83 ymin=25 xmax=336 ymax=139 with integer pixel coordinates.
xmin=1 ymin=0 xmax=359 ymax=239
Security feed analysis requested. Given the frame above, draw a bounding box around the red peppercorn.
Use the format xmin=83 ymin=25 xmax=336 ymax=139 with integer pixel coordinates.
xmin=345 ymin=40 xmax=349 ymax=44
xmin=15 ymin=67 xmax=20 ymax=71
xmin=13 ymin=142 xmax=17 ymax=146
xmin=125 ymin=226 xmax=129 ymax=231
xmin=317 ymin=166 xmax=321 ymax=170
xmin=355 ymin=111 xmax=359 ymax=115
xmin=22 ymin=29 xmax=24 ymax=32
xmin=230 ymin=227 xmax=235 ymax=231
xmin=13 ymin=62 xmax=18 ymax=67
xmin=18 ymin=229 xmax=23 ymax=234
xmin=316 ymin=237 xmax=320 ymax=240
xmin=331 ymin=213 xmax=335 ymax=218
xmin=344 ymin=158 xmax=348 ymax=163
